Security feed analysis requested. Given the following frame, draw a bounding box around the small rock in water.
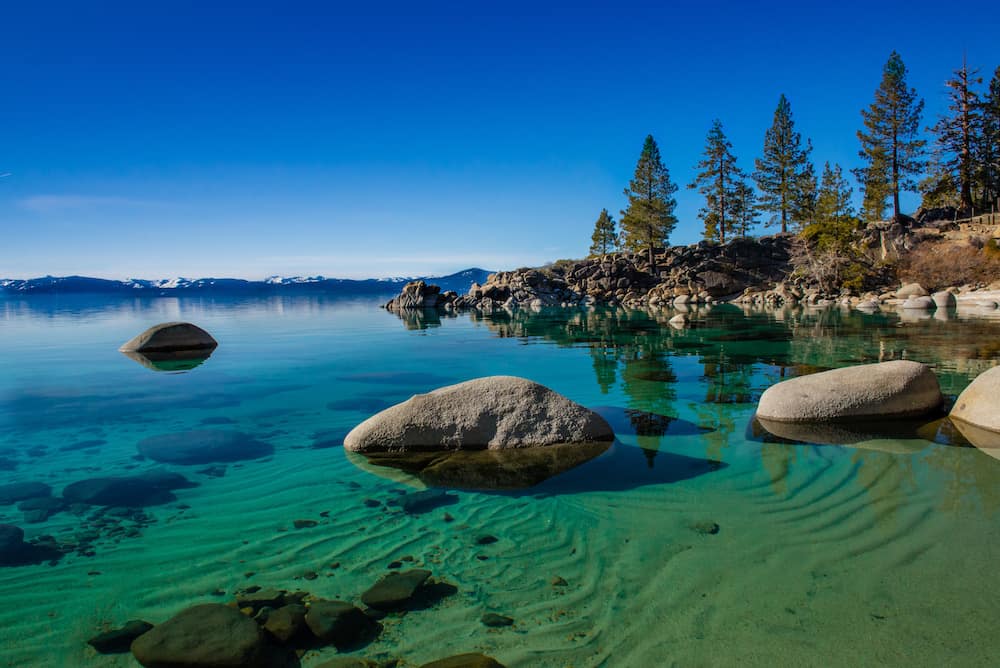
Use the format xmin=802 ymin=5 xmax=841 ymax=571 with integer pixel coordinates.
xmin=361 ymin=569 xmax=432 ymax=611
xmin=551 ymin=576 xmax=568 ymax=587
xmin=235 ymin=587 xmax=286 ymax=611
xmin=387 ymin=560 xmax=402 ymax=569
xmin=420 ymin=654 xmax=507 ymax=668
xmin=475 ymin=535 xmax=498 ymax=545
xmin=363 ymin=499 xmax=381 ymax=508
xmin=130 ymin=604 xmax=267 ymax=667
xmin=304 ymin=599 xmax=377 ymax=648
xmin=481 ymin=613 xmax=514 ymax=627
xmin=293 ymin=519 xmax=318 ymax=529
xmin=690 ymin=520 xmax=720 ymax=535
xmin=263 ymin=603 xmax=307 ymax=644
xmin=390 ymin=489 xmax=458 ymax=515
xmin=86 ymin=619 xmax=154 ymax=654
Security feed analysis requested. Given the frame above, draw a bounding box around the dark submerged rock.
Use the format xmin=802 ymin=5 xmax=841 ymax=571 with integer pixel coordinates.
xmin=0 ymin=523 xmax=64 ymax=566
xmin=87 ymin=620 xmax=153 ymax=654
xmin=303 ymin=600 xmax=377 ymax=649
xmin=481 ymin=613 xmax=514 ymax=627
xmin=130 ymin=604 xmax=269 ymax=668
xmin=361 ymin=569 xmax=432 ymax=611
xmin=389 ymin=489 xmax=459 ymax=515
xmin=0 ymin=482 xmax=52 ymax=505
xmin=263 ymin=604 xmax=307 ymax=645
xmin=63 ymin=471 xmax=196 ymax=507
xmin=137 ymin=430 xmax=273 ymax=465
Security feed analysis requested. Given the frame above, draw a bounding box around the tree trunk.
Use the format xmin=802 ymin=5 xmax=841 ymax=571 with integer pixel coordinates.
xmin=647 ymin=225 xmax=656 ymax=273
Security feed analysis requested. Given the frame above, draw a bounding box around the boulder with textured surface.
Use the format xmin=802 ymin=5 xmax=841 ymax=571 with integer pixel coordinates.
xmin=303 ymin=600 xmax=375 ymax=648
xmin=896 ymin=283 xmax=928 ymax=298
xmin=120 ymin=322 xmax=218 ymax=353
xmin=756 ymin=361 xmax=942 ymax=423
xmin=130 ymin=604 xmax=268 ymax=668
xmin=950 ymin=366 xmax=1000 ymax=434
xmin=344 ymin=376 xmax=614 ymax=453
xmin=932 ymin=291 xmax=957 ymax=308
xmin=361 ymin=569 xmax=431 ymax=611
xmin=902 ymin=296 xmax=935 ymax=310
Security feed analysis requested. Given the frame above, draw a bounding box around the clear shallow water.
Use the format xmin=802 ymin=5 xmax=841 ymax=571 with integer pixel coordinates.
xmin=1 ymin=295 xmax=999 ymax=667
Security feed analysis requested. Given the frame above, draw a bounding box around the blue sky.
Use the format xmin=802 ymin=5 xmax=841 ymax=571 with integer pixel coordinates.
xmin=1 ymin=1 xmax=998 ymax=279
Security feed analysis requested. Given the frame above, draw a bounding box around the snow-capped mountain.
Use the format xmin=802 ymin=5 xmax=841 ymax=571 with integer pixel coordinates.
xmin=0 ymin=269 xmax=492 ymax=296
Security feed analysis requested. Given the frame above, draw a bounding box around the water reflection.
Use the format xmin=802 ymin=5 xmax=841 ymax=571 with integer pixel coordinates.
xmin=120 ymin=349 xmax=213 ymax=372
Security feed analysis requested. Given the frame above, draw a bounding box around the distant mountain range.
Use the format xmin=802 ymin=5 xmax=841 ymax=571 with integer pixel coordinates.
xmin=0 ymin=268 xmax=492 ymax=296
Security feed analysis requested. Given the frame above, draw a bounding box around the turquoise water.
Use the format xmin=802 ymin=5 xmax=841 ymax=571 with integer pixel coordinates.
xmin=1 ymin=295 xmax=1000 ymax=667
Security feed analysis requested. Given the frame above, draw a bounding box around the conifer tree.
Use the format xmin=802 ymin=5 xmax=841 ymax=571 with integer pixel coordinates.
xmin=588 ymin=208 xmax=618 ymax=256
xmin=928 ymin=58 xmax=981 ymax=212
xmin=976 ymin=66 xmax=1000 ymax=212
xmin=689 ymin=120 xmax=743 ymax=243
xmin=753 ymin=94 xmax=816 ymax=233
xmin=731 ymin=180 xmax=759 ymax=238
xmin=620 ymin=135 xmax=679 ymax=270
xmin=812 ymin=162 xmax=857 ymax=229
xmin=855 ymin=51 xmax=926 ymax=220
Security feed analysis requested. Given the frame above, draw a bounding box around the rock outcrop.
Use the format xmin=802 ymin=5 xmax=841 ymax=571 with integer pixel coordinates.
xmin=384 ymin=280 xmax=458 ymax=310
xmin=950 ymin=366 xmax=1000 ymax=435
xmin=344 ymin=376 xmax=614 ymax=453
xmin=756 ymin=361 xmax=943 ymax=423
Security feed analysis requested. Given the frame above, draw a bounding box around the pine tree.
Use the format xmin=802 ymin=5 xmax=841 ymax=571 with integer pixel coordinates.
xmin=855 ymin=51 xmax=926 ymax=220
xmin=801 ymin=162 xmax=864 ymax=292
xmin=753 ymin=94 xmax=816 ymax=233
xmin=730 ymin=180 xmax=760 ymax=238
xmin=620 ymin=135 xmax=679 ymax=270
xmin=588 ymin=208 xmax=618 ymax=256
xmin=812 ymin=162 xmax=857 ymax=229
xmin=858 ymin=148 xmax=891 ymax=221
xmin=689 ymin=120 xmax=743 ymax=243
xmin=928 ymin=58 xmax=981 ymax=212
xmin=976 ymin=66 xmax=1000 ymax=212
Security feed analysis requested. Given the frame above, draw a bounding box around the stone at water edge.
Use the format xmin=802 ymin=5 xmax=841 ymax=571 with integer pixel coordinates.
xmin=902 ymin=296 xmax=935 ymax=310
xmin=262 ymin=604 xmax=307 ymax=644
xmin=420 ymin=654 xmax=507 ymax=668
xmin=950 ymin=366 xmax=1000 ymax=435
xmin=932 ymin=291 xmax=957 ymax=308
xmin=344 ymin=376 xmax=614 ymax=453
xmin=303 ymin=600 xmax=375 ymax=648
xmin=756 ymin=360 xmax=942 ymax=423
xmin=896 ymin=283 xmax=928 ymax=298
xmin=129 ymin=603 xmax=269 ymax=668
xmin=119 ymin=322 xmax=218 ymax=353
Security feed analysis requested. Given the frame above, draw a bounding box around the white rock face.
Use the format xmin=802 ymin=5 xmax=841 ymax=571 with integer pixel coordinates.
xmin=902 ymin=296 xmax=935 ymax=310
xmin=756 ymin=361 xmax=942 ymax=423
xmin=950 ymin=366 xmax=1000 ymax=434
xmin=932 ymin=291 xmax=957 ymax=308
xmin=119 ymin=322 xmax=218 ymax=353
xmin=344 ymin=376 xmax=614 ymax=453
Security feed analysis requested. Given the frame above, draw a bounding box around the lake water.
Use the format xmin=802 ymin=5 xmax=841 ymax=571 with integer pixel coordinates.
xmin=1 ymin=295 xmax=999 ymax=667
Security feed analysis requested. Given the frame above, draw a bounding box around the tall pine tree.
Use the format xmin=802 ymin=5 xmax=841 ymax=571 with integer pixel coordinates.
xmin=620 ymin=135 xmax=678 ymax=270
xmin=928 ymin=58 xmax=981 ymax=212
xmin=856 ymin=51 xmax=926 ymax=220
xmin=753 ymin=94 xmax=815 ymax=233
xmin=689 ymin=120 xmax=743 ymax=243
xmin=976 ymin=66 xmax=1000 ymax=212
xmin=731 ymin=180 xmax=760 ymax=238
xmin=589 ymin=208 xmax=618 ymax=256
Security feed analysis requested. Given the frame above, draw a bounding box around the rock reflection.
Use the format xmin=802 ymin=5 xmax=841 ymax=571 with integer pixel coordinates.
xmin=120 ymin=349 xmax=213 ymax=372
xmin=751 ymin=415 xmax=952 ymax=452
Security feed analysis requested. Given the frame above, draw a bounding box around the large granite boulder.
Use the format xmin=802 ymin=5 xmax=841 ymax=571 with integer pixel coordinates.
xmin=756 ymin=361 xmax=942 ymax=423
xmin=385 ymin=281 xmax=451 ymax=310
xmin=130 ymin=604 xmax=268 ymax=668
xmin=896 ymin=283 xmax=928 ymax=298
xmin=344 ymin=376 xmax=614 ymax=453
xmin=950 ymin=366 xmax=1000 ymax=435
xmin=902 ymin=296 xmax=935 ymax=310
xmin=120 ymin=322 xmax=218 ymax=354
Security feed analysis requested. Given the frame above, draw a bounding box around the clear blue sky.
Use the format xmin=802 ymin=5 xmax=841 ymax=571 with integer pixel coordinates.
xmin=1 ymin=1 xmax=998 ymax=279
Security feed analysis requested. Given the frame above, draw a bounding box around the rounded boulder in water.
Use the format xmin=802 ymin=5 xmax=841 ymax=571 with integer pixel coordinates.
xmin=119 ymin=322 xmax=218 ymax=353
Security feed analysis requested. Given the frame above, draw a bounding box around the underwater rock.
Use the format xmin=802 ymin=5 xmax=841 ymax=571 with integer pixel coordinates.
xmin=262 ymin=604 xmax=307 ymax=645
xmin=137 ymin=430 xmax=273 ymax=465
xmin=131 ymin=604 xmax=269 ymax=668
xmin=388 ymin=489 xmax=459 ymax=515
xmin=120 ymin=322 xmax=218 ymax=354
xmin=950 ymin=366 xmax=1000 ymax=435
xmin=480 ymin=613 xmax=514 ymax=627
xmin=350 ymin=441 xmax=611 ymax=491
xmin=304 ymin=600 xmax=376 ymax=648
xmin=63 ymin=471 xmax=197 ymax=507
xmin=87 ymin=620 xmax=153 ymax=654
xmin=689 ymin=520 xmax=720 ymax=535
xmin=236 ymin=588 xmax=287 ymax=612
xmin=420 ymin=654 xmax=506 ymax=668
xmin=343 ymin=376 xmax=614 ymax=453
xmin=756 ymin=361 xmax=942 ymax=423
xmin=314 ymin=659 xmax=380 ymax=668
xmin=361 ymin=569 xmax=431 ymax=611
xmin=0 ymin=524 xmax=63 ymax=566
xmin=18 ymin=497 xmax=67 ymax=523
xmin=0 ymin=482 xmax=51 ymax=505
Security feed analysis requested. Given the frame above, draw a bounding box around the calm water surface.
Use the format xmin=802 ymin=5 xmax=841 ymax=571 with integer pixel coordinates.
xmin=1 ymin=295 xmax=999 ymax=667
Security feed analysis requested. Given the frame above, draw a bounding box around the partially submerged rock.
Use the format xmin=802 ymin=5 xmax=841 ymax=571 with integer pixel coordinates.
xmin=384 ymin=281 xmax=456 ymax=310
xmin=87 ymin=620 xmax=153 ymax=654
xmin=344 ymin=376 xmax=614 ymax=453
xmin=756 ymin=361 xmax=942 ymax=423
xmin=361 ymin=569 xmax=432 ymax=610
xmin=120 ymin=322 xmax=218 ymax=354
xmin=950 ymin=366 xmax=1000 ymax=436
xmin=303 ymin=600 xmax=375 ymax=648
xmin=130 ymin=604 xmax=269 ymax=668
xmin=902 ymin=296 xmax=934 ymax=310
xmin=932 ymin=290 xmax=957 ymax=308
